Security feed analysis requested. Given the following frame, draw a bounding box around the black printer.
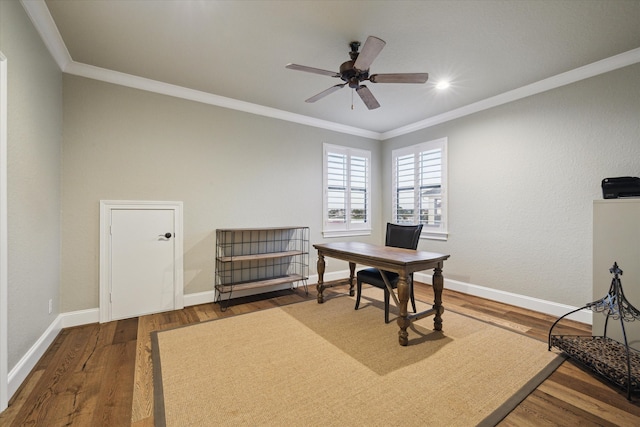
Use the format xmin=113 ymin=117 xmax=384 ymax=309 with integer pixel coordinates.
xmin=601 ymin=176 xmax=640 ymax=199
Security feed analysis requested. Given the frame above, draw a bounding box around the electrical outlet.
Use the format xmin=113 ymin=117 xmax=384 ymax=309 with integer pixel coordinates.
xmin=48 ymin=299 xmax=53 ymax=314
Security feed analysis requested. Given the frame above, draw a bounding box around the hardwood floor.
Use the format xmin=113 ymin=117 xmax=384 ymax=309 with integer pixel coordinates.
xmin=1 ymin=280 xmax=639 ymax=426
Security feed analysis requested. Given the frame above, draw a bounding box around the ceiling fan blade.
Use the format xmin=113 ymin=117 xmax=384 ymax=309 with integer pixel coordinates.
xmin=369 ymin=73 xmax=429 ymax=84
xmin=305 ymin=83 xmax=346 ymax=103
xmin=353 ymin=36 xmax=386 ymax=71
xmin=355 ymin=85 xmax=380 ymax=110
xmin=286 ymin=63 xmax=340 ymax=78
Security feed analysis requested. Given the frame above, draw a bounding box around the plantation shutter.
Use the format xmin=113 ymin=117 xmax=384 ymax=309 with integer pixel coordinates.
xmin=395 ymin=153 xmax=415 ymax=224
xmin=350 ymin=154 xmax=368 ymax=224
xmin=326 ymin=151 xmax=347 ymax=224
xmin=323 ymin=144 xmax=371 ymax=236
xmin=419 ymin=148 xmax=442 ymax=226
xmin=392 ymin=138 xmax=448 ymax=240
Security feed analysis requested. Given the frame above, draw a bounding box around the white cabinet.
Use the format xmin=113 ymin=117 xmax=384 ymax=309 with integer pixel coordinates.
xmin=593 ymin=199 xmax=640 ymax=349
xmin=215 ymin=227 xmax=309 ymax=309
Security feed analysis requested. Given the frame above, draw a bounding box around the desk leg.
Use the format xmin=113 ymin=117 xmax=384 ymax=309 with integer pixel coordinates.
xmin=396 ymin=273 xmax=410 ymax=346
xmin=348 ymin=262 xmax=356 ymax=296
xmin=432 ymin=264 xmax=444 ymax=331
xmin=316 ymin=253 xmax=326 ymax=303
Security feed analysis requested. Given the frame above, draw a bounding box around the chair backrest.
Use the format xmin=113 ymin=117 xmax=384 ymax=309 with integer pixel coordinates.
xmin=385 ymin=223 xmax=423 ymax=250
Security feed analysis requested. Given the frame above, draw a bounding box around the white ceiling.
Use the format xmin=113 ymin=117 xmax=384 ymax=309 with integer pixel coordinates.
xmin=25 ymin=0 xmax=640 ymax=138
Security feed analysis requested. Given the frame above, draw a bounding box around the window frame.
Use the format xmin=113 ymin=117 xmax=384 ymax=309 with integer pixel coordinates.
xmin=391 ymin=137 xmax=448 ymax=241
xmin=322 ymin=143 xmax=372 ymax=238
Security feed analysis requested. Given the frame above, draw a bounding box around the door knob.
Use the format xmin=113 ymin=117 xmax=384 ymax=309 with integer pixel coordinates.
xmin=160 ymin=232 xmax=172 ymax=239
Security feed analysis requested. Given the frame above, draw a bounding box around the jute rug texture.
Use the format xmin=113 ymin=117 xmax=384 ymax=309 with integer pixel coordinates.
xmin=153 ymin=290 xmax=563 ymax=426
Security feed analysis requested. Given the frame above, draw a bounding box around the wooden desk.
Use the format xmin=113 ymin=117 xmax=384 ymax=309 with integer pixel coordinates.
xmin=313 ymin=242 xmax=450 ymax=346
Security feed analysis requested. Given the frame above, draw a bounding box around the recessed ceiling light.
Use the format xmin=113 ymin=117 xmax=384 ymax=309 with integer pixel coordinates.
xmin=436 ymin=81 xmax=450 ymax=90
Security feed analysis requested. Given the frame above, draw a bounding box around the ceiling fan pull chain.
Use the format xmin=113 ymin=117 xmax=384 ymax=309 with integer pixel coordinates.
xmin=351 ymin=89 xmax=354 ymax=110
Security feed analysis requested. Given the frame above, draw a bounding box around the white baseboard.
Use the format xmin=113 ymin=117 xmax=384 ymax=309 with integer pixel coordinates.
xmin=187 ymin=270 xmax=592 ymax=325
xmin=7 ymin=308 xmax=99 ymax=399
xmin=413 ymin=271 xmax=592 ymax=324
xmin=182 ymin=273 xmax=333 ymax=307
xmin=7 ymin=316 xmax=62 ymax=399
xmin=60 ymin=308 xmax=100 ymax=328
xmin=10 ymin=270 xmax=587 ymax=401
xmin=187 ymin=269 xmax=592 ymax=324
xmin=183 ymin=290 xmax=216 ymax=306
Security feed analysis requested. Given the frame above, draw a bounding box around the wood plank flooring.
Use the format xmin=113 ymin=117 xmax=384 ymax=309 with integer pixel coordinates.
xmin=2 ymin=280 xmax=639 ymax=426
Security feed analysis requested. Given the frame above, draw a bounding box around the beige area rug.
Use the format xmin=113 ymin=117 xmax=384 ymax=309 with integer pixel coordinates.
xmin=152 ymin=290 xmax=564 ymax=426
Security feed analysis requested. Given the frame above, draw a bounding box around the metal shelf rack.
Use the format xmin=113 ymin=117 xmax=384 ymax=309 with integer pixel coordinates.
xmin=215 ymin=227 xmax=309 ymax=310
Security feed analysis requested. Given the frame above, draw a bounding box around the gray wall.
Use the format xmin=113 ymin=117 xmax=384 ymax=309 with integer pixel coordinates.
xmin=384 ymin=63 xmax=640 ymax=307
xmin=63 ymin=61 xmax=640 ymax=315
xmin=61 ymin=75 xmax=382 ymax=312
xmin=0 ymin=0 xmax=63 ymax=369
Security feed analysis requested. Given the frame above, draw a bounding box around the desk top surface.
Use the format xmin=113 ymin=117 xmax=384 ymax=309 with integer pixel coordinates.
xmin=313 ymin=241 xmax=449 ymax=267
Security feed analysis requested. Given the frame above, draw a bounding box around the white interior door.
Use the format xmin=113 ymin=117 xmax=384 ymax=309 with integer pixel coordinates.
xmin=110 ymin=209 xmax=175 ymax=320
xmin=100 ymin=201 xmax=184 ymax=322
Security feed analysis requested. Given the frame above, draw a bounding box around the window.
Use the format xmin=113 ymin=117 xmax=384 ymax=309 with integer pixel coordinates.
xmin=392 ymin=138 xmax=448 ymax=240
xmin=323 ymin=143 xmax=371 ymax=237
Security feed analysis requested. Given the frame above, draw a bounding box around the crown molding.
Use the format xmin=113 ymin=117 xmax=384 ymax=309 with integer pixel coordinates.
xmin=64 ymin=61 xmax=381 ymax=139
xmin=20 ymin=0 xmax=381 ymax=140
xmin=382 ymin=47 xmax=640 ymax=140
xmin=20 ymin=0 xmax=72 ymax=72
xmin=21 ymin=0 xmax=640 ymax=142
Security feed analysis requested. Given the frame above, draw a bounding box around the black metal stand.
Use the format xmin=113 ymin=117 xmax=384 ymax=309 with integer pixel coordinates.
xmin=548 ymin=262 xmax=640 ymax=400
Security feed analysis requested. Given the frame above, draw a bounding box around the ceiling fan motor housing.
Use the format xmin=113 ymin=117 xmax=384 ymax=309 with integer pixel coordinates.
xmin=340 ymin=60 xmax=369 ymax=88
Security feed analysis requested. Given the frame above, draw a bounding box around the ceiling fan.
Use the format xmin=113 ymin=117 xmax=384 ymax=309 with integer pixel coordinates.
xmin=286 ymin=36 xmax=428 ymax=110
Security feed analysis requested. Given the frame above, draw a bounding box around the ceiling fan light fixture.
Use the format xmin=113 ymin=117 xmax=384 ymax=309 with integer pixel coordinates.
xmin=436 ymin=80 xmax=450 ymax=90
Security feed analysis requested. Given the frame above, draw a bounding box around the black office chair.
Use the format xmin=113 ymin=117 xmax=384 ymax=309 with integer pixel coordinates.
xmin=355 ymin=223 xmax=423 ymax=323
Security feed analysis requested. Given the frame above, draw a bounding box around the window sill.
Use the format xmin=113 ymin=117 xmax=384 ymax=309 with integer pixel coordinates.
xmin=421 ymin=231 xmax=448 ymax=241
xmin=322 ymin=229 xmax=372 ymax=238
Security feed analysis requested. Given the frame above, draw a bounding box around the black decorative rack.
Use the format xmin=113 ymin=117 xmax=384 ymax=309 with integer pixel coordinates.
xmin=548 ymin=262 xmax=640 ymax=400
